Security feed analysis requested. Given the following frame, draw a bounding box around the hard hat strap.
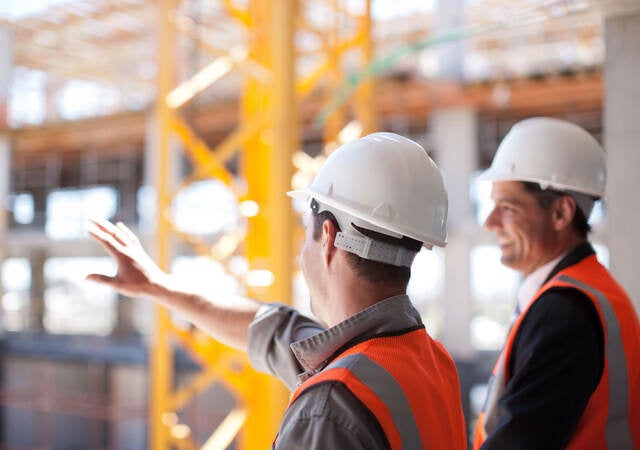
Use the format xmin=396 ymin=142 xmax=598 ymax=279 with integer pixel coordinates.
xmin=334 ymin=231 xmax=416 ymax=267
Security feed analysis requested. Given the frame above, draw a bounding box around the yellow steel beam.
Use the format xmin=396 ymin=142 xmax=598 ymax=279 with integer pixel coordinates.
xmin=238 ymin=0 xmax=296 ymax=447
xmin=179 ymin=112 xmax=269 ymax=187
xmin=170 ymin=12 xmax=272 ymax=84
xmin=222 ymin=0 xmax=251 ymax=27
xmin=355 ymin=0 xmax=376 ymax=134
xmin=324 ymin=0 xmax=346 ymax=143
xmin=153 ymin=0 xmax=175 ymax=448
xmin=166 ymin=46 xmax=247 ymax=109
xmin=170 ymin=116 xmax=233 ymax=185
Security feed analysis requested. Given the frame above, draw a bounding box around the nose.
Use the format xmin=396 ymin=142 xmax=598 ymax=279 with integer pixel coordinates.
xmin=484 ymin=207 xmax=500 ymax=230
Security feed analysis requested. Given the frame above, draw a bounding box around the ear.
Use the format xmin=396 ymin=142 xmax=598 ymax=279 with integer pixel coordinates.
xmin=552 ymin=195 xmax=577 ymax=231
xmin=321 ymin=219 xmax=339 ymax=268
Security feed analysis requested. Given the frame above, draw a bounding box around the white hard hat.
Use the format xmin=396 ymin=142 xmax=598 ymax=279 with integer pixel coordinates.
xmin=478 ymin=117 xmax=606 ymax=198
xmin=288 ymin=132 xmax=448 ymax=266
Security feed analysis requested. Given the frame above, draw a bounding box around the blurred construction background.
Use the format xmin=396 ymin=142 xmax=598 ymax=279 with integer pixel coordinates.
xmin=0 ymin=0 xmax=639 ymax=448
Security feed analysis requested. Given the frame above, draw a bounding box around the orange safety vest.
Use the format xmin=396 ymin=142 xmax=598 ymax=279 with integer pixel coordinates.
xmin=474 ymin=254 xmax=640 ymax=450
xmin=278 ymin=327 xmax=467 ymax=450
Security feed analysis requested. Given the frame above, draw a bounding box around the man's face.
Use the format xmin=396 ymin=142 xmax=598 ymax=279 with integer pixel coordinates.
xmin=484 ymin=181 xmax=557 ymax=275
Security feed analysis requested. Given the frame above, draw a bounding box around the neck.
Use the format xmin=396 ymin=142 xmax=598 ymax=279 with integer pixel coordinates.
xmin=323 ymin=269 xmax=406 ymax=328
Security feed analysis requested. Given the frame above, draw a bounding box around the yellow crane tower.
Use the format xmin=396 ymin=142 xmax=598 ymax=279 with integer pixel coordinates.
xmin=153 ymin=1 xmax=375 ymax=448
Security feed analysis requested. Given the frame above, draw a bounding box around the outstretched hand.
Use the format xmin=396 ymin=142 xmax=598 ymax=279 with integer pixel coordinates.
xmin=86 ymin=218 xmax=166 ymax=298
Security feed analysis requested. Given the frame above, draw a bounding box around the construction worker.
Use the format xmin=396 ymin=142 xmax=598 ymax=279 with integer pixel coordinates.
xmin=87 ymin=132 xmax=467 ymax=449
xmin=473 ymin=117 xmax=640 ymax=450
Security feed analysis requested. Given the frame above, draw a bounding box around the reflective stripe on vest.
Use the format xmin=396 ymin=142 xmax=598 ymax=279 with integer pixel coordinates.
xmin=474 ymin=255 xmax=640 ymax=450
xmin=324 ymin=353 xmax=422 ymax=449
xmin=557 ymin=275 xmax=633 ymax=449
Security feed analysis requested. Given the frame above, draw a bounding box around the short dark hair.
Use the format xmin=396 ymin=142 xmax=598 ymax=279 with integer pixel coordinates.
xmin=521 ymin=182 xmax=591 ymax=238
xmin=310 ymin=199 xmax=419 ymax=285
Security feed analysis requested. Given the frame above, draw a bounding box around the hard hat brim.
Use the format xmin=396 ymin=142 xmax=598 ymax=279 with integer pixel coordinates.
xmin=287 ymin=188 xmax=447 ymax=248
xmin=475 ymin=169 xmax=604 ymax=198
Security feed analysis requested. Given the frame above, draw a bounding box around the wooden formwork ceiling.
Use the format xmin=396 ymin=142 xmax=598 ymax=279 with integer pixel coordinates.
xmin=1 ymin=0 xmax=639 ymax=148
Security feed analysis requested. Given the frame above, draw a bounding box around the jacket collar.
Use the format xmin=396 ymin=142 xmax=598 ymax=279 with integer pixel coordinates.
xmin=290 ymin=295 xmax=422 ymax=381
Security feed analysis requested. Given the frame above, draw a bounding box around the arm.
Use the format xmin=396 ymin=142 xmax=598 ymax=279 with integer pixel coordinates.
xmin=86 ymin=218 xmax=260 ymax=351
xmin=482 ymin=288 xmax=604 ymax=450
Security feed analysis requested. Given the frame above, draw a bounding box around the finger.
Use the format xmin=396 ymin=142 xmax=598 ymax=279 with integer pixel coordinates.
xmin=86 ymin=273 xmax=117 ymax=285
xmin=87 ymin=222 xmax=127 ymax=257
xmin=116 ymin=222 xmax=141 ymax=246
xmin=89 ymin=218 xmax=127 ymax=247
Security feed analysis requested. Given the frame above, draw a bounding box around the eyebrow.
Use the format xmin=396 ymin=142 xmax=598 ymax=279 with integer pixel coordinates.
xmin=492 ymin=196 xmax=525 ymax=208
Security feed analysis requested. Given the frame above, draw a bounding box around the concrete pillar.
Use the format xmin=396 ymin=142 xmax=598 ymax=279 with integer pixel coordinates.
xmin=0 ymin=26 xmax=12 ymax=128
xmin=0 ymin=25 xmax=12 ymax=337
xmin=603 ymin=12 xmax=640 ymax=314
xmin=0 ymin=135 xmax=9 ymax=234
xmin=142 ymin=112 xmax=182 ymax=233
xmin=28 ymin=249 xmax=47 ymax=332
xmin=435 ymin=0 xmax=466 ymax=81
xmin=431 ymin=107 xmax=478 ymax=359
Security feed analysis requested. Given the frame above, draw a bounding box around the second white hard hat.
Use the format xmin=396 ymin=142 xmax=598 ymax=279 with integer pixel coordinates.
xmin=477 ymin=117 xmax=606 ymax=198
xmin=288 ymin=132 xmax=448 ymax=250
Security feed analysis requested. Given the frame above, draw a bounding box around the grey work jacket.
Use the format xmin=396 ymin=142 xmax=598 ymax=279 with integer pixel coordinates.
xmin=247 ymin=295 xmax=425 ymax=449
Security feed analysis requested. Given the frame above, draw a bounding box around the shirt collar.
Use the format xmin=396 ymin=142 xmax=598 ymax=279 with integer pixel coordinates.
xmin=516 ymin=253 xmax=567 ymax=316
xmin=290 ymin=294 xmax=422 ymax=380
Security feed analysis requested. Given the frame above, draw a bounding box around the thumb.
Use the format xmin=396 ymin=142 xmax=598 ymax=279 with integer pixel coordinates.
xmin=86 ymin=273 xmax=116 ymax=286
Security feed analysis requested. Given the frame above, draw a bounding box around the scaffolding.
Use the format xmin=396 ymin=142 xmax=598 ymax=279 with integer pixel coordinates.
xmin=151 ymin=1 xmax=375 ymax=448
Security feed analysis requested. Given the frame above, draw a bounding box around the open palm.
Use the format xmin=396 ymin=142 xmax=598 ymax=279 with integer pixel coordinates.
xmin=86 ymin=218 xmax=166 ymax=298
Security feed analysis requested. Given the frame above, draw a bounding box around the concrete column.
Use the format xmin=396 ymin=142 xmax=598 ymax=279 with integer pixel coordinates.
xmin=0 ymin=25 xmax=12 ymax=228
xmin=435 ymin=0 xmax=466 ymax=81
xmin=28 ymin=249 xmax=47 ymax=332
xmin=431 ymin=107 xmax=478 ymax=359
xmin=0 ymin=136 xmax=9 ymax=234
xmin=0 ymin=26 xmax=12 ymax=128
xmin=142 ymin=111 xmax=182 ymax=233
xmin=604 ymin=12 xmax=640 ymax=314
xmin=0 ymin=26 xmax=13 ymax=337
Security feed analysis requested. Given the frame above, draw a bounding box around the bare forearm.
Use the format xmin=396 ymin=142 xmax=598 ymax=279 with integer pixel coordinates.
xmin=149 ymin=274 xmax=262 ymax=351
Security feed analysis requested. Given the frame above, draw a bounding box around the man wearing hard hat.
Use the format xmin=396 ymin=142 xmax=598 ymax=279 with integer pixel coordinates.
xmin=87 ymin=133 xmax=467 ymax=449
xmin=473 ymin=118 xmax=640 ymax=450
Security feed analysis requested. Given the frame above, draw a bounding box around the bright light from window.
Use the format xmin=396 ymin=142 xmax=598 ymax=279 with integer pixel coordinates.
xmin=8 ymin=68 xmax=47 ymax=126
xmin=172 ymin=180 xmax=239 ymax=236
xmin=408 ymin=247 xmax=444 ymax=306
xmin=246 ymin=269 xmax=275 ymax=288
xmin=371 ymin=0 xmax=435 ymax=19
xmin=57 ymin=80 xmax=121 ymax=120
xmin=470 ymin=175 xmax=494 ymax=226
xmin=1 ymin=258 xmax=31 ymax=331
xmin=239 ymin=200 xmax=259 ymax=218
xmin=1 ymin=257 xmax=31 ymax=291
xmin=470 ymin=245 xmax=520 ymax=303
xmin=137 ymin=185 xmax=156 ymax=232
xmin=171 ymin=256 xmax=240 ymax=296
xmin=0 ymin=0 xmax=72 ymax=20
xmin=470 ymin=315 xmax=508 ymax=350
xmin=169 ymin=256 xmax=243 ymax=329
xmin=44 ymin=257 xmax=117 ymax=335
xmin=46 ymin=186 xmax=118 ymax=240
xmin=470 ymin=245 xmax=520 ymax=350
xmin=12 ymin=192 xmax=34 ymax=224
